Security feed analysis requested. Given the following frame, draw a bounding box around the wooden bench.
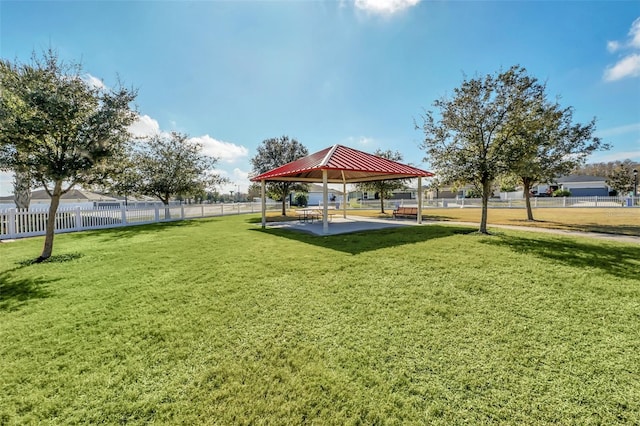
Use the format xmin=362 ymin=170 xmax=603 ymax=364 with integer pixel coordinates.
xmin=392 ymin=207 xmax=419 ymax=219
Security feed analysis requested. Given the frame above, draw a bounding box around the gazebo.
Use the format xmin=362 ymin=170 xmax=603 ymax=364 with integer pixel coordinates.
xmin=251 ymin=144 xmax=434 ymax=234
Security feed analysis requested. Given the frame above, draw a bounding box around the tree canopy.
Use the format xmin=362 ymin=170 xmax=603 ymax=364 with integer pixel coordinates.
xmin=419 ymin=65 xmax=544 ymax=233
xmin=606 ymin=165 xmax=638 ymax=196
xmin=356 ymin=149 xmax=407 ymax=213
xmin=0 ymin=50 xmax=137 ymax=260
xmin=130 ymin=132 xmax=223 ymax=206
xmin=419 ymin=65 xmax=607 ymax=231
xmin=503 ymin=96 xmax=604 ymax=220
xmin=250 ymin=136 xmax=309 ymax=215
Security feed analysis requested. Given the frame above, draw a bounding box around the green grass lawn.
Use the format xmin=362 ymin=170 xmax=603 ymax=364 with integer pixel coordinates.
xmin=1 ymin=215 xmax=639 ymax=424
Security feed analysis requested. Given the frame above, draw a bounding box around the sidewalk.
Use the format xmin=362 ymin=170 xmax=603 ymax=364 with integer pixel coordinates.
xmin=266 ymin=215 xmax=640 ymax=245
xmin=431 ymin=220 xmax=640 ymax=245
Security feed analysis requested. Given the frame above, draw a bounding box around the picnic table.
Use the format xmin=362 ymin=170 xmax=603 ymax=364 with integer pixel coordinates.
xmin=296 ymin=209 xmax=320 ymax=223
xmin=296 ymin=208 xmax=336 ymax=223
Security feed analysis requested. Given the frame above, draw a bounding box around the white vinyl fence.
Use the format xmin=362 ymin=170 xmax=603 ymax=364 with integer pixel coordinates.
xmin=349 ymin=195 xmax=639 ymax=210
xmin=2 ymin=196 xmax=637 ymax=241
xmin=0 ymin=202 xmax=282 ymax=240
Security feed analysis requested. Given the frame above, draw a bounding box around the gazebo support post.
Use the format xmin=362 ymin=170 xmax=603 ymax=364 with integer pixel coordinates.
xmin=323 ymin=170 xmax=329 ymax=234
xmin=261 ymin=180 xmax=266 ymax=229
xmin=341 ymin=170 xmax=347 ymax=219
xmin=417 ymin=177 xmax=423 ymax=224
xmin=343 ymin=181 xmax=347 ymax=219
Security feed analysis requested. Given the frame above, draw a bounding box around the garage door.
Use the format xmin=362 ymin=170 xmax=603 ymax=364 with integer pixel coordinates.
xmin=568 ymin=187 xmax=609 ymax=197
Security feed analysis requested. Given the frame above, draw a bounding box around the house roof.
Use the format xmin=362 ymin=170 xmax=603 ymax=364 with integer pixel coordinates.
xmin=306 ymin=184 xmax=344 ymax=194
xmin=251 ymin=144 xmax=433 ymax=184
xmin=0 ymin=189 xmax=118 ymax=202
xmin=555 ymin=175 xmax=607 ymax=184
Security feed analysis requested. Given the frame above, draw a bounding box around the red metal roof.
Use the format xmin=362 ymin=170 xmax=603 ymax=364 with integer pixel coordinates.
xmin=251 ymin=144 xmax=433 ymax=183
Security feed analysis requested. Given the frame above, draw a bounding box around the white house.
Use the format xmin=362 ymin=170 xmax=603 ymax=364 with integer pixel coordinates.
xmin=0 ymin=189 xmax=121 ymax=210
xmin=535 ymin=175 xmax=611 ymax=197
xmin=293 ymin=184 xmax=344 ymax=207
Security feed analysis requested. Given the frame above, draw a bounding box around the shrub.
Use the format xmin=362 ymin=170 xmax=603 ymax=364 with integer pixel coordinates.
xmin=465 ymin=188 xmax=482 ymax=198
xmin=294 ymin=192 xmax=308 ymax=207
xmin=552 ymin=189 xmax=571 ymax=197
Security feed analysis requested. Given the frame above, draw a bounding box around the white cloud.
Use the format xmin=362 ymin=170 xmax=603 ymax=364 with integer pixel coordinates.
xmin=84 ymin=73 xmax=106 ymax=89
xmin=604 ymin=53 xmax=640 ymax=81
xmin=604 ymin=17 xmax=640 ymax=81
xmin=358 ymin=137 xmax=374 ymax=146
xmin=354 ymin=0 xmax=420 ymax=14
xmin=218 ymin=167 xmax=252 ymax=193
xmin=589 ymin=150 xmax=640 ymax=163
xmin=630 ymin=17 xmax=640 ymax=48
xmin=129 ymin=114 xmax=247 ymax=165
xmin=595 ymin=122 xmax=640 ymax=137
xmin=190 ymin=135 xmax=249 ymax=163
xmin=129 ymin=114 xmax=161 ymax=138
xmin=607 ymin=40 xmax=621 ymax=53
xmin=344 ymin=136 xmax=376 ymax=147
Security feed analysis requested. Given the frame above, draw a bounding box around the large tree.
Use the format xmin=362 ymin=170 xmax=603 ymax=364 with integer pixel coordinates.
xmin=356 ymin=149 xmax=407 ymax=214
xmin=607 ymin=164 xmax=637 ymax=195
xmin=505 ymin=96 xmax=604 ymax=220
xmin=132 ymin=132 xmax=223 ymax=207
xmin=574 ymin=159 xmax=639 ymax=178
xmin=251 ymin=136 xmax=309 ymax=215
xmin=0 ymin=50 xmax=137 ymax=261
xmin=419 ymin=65 xmax=544 ymax=233
xmin=574 ymin=159 xmax=639 ymax=195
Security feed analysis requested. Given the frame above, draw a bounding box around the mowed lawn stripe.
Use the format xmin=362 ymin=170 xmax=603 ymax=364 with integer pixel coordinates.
xmin=1 ymin=215 xmax=639 ymax=424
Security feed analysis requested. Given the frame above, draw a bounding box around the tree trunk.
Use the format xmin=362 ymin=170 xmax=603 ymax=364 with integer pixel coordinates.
xmin=281 ymin=198 xmax=287 ymax=216
xmin=163 ymin=196 xmax=170 ymax=219
xmin=479 ymin=180 xmax=492 ymax=234
xmin=523 ymin=178 xmax=534 ymax=221
xmin=13 ymin=169 xmax=31 ymax=210
xmin=38 ymin=180 xmax=63 ymax=261
xmin=380 ymin=196 xmax=385 ymax=214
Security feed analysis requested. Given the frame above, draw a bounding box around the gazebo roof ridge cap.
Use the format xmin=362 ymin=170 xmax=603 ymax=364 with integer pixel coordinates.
xmin=319 ymin=144 xmax=340 ymax=167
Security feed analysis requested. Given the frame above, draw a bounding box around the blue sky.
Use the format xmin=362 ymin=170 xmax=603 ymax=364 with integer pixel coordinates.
xmin=1 ymin=0 xmax=639 ymax=196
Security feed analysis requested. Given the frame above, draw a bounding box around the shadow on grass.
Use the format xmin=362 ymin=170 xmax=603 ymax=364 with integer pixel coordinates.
xmin=481 ymin=234 xmax=640 ymax=281
xmin=246 ymin=215 xmax=296 ymax=224
xmin=75 ymin=218 xmax=208 ymax=242
xmin=0 ymin=268 xmax=58 ymax=312
xmin=17 ymin=252 xmax=83 ymax=266
xmin=537 ymin=221 xmax=640 ymax=237
xmin=254 ymin=224 xmax=475 ymax=255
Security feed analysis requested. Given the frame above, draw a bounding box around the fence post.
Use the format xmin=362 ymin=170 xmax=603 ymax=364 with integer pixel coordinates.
xmin=594 ymin=196 xmax=598 ymax=207
xmin=461 ymin=198 xmax=465 ymax=208
xmin=563 ymin=197 xmax=566 ymax=207
xmin=154 ymin=206 xmax=160 ymax=222
xmin=181 ymin=205 xmax=185 ymax=219
xmin=121 ymin=205 xmax=127 ymax=225
xmin=237 ymin=203 xmax=240 ymax=215
xmin=221 ymin=204 xmax=224 ymax=216
xmin=8 ymin=209 xmax=16 ymax=238
xmin=201 ymin=205 xmax=204 ymax=217
xmin=75 ymin=207 xmax=82 ymax=231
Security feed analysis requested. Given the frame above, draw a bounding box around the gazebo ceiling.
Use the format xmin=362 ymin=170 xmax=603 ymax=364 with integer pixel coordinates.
xmin=251 ymin=144 xmax=433 ymax=184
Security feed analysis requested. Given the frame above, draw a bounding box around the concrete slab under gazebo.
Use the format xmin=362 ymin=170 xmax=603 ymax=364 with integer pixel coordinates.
xmin=250 ymin=144 xmax=434 ymax=234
